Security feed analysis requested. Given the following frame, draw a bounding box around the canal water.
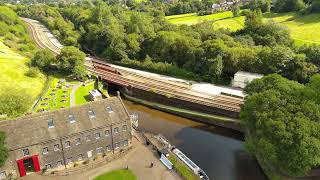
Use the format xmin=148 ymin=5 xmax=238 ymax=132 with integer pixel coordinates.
xmin=123 ymin=99 xmax=268 ymax=180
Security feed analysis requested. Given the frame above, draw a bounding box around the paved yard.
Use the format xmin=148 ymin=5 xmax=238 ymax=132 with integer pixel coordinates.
xmin=22 ymin=137 xmax=181 ymax=180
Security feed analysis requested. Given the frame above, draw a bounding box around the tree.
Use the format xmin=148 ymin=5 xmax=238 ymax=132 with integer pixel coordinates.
xmin=208 ymin=55 xmax=223 ymax=82
xmin=0 ymin=87 xmax=32 ymax=118
xmin=57 ymin=46 xmax=86 ymax=78
xmin=244 ymin=9 xmax=263 ymax=31
xmin=241 ymin=74 xmax=320 ymax=177
xmin=31 ymin=49 xmax=56 ymax=71
xmin=0 ymin=132 xmax=8 ymax=168
xmin=232 ymin=5 xmax=240 ymax=17
xmin=312 ymin=0 xmax=320 ymax=12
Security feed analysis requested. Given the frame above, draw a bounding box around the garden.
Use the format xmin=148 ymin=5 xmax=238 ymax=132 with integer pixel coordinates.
xmin=34 ymin=78 xmax=74 ymax=112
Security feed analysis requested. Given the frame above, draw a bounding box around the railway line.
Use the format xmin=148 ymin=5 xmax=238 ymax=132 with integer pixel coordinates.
xmin=88 ymin=65 xmax=241 ymax=112
xmin=23 ymin=17 xmax=243 ymax=114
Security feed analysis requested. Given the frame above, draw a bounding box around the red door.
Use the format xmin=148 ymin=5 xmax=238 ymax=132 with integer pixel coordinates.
xmin=32 ymin=155 xmax=40 ymax=172
xmin=16 ymin=159 xmax=26 ymax=177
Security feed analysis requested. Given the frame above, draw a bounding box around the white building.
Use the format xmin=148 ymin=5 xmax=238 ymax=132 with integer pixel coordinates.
xmin=89 ymin=89 xmax=103 ymax=101
xmin=232 ymin=71 xmax=263 ymax=88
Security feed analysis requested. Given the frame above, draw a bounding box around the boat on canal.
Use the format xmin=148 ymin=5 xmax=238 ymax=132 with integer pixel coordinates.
xmin=172 ymin=148 xmax=210 ymax=180
xmin=144 ymin=133 xmax=210 ymax=180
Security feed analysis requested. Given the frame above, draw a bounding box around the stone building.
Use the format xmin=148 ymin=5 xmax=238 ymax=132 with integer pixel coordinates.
xmin=0 ymin=96 xmax=132 ymax=179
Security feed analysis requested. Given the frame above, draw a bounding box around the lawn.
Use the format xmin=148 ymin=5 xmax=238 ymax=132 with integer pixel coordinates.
xmin=93 ymin=169 xmax=137 ymax=180
xmin=75 ymin=82 xmax=95 ymax=105
xmin=166 ymin=11 xmax=233 ymax=25
xmin=34 ymin=78 xmax=72 ymax=112
xmin=167 ymin=11 xmax=320 ymax=45
xmin=0 ymin=41 xmax=46 ymax=100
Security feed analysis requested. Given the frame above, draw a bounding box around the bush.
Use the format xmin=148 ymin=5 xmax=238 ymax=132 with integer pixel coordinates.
xmin=197 ymin=10 xmax=212 ymax=16
xmin=25 ymin=67 xmax=40 ymax=78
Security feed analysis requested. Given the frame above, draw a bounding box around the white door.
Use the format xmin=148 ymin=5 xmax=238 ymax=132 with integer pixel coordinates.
xmin=87 ymin=150 xmax=92 ymax=158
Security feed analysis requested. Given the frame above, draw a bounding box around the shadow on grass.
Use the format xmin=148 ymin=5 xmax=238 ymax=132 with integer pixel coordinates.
xmin=84 ymin=95 xmax=92 ymax=102
xmin=264 ymin=12 xmax=320 ymax=24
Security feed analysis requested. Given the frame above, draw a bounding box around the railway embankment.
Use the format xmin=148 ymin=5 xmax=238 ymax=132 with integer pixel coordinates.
xmin=121 ymin=88 xmax=243 ymax=132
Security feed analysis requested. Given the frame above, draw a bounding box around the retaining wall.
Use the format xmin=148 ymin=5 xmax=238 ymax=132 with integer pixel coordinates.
xmin=120 ymin=87 xmax=243 ymax=132
xmin=126 ymin=87 xmax=239 ymax=118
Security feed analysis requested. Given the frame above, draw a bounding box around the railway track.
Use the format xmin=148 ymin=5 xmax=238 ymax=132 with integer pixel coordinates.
xmin=22 ymin=18 xmax=61 ymax=55
xmin=90 ymin=60 xmax=243 ymax=106
xmin=88 ymin=66 xmax=241 ymax=112
xmin=24 ymin=17 xmax=243 ymax=113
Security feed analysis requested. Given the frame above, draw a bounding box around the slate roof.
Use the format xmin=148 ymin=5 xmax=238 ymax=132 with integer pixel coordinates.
xmin=0 ymin=96 xmax=130 ymax=150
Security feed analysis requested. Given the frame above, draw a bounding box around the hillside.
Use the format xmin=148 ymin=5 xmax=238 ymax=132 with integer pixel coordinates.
xmin=0 ymin=41 xmax=46 ymax=100
xmin=167 ymin=11 xmax=320 ymax=45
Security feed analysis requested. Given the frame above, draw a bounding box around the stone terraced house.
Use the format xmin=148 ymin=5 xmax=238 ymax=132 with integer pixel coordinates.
xmin=0 ymin=96 xmax=132 ymax=179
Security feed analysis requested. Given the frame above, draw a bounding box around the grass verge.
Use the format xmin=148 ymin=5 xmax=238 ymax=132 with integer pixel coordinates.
xmin=93 ymin=169 xmax=137 ymax=180
xmin=75 ymin=82 xmax=95 ymax=105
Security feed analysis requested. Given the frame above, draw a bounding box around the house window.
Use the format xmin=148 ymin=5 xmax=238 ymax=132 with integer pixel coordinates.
xmin=54 ymin=144 xmax=60 ymax=151
xmin=114 ymin=127 xmax=119 ymax=133
xmin=105 ymin=130 xmax=110 ymax=136
xmin=47 ymin=119 xmax=54 ymax=128
xmin=22 ymin=148 xmax=29 ymax=156
xmin=88 ymin=110 xmax=95 ymax=119
xmin=78 ymin=154 xmax=83 ymax=161
xmin=67 ymin=157 xmax=73 ymax=164
xmin=106 ymin=106 xmax=113 ymax=113
xmin=124 ymin=140 xmax=128 ymax=146
xmin=45 ymin=164 xmax=52 ymax=169
xmin=68 ymin=114 xmax=76 ymax=123
xmin=106 ymin=145 xmax=112 ymax=152
xmin=115 ymin=143 xmax=119 ymax=149
xmin=122 ymin=125 xmax=127 ymax=131
xmin=95 ymin=132 xmax=100 ymax=139
xmin=65 ymin=141 xmax=71 ymax=148
xmin=0 ymin=171 xmax=6 ymax=178
xmin=42 ymin=147 xmax=49 ymax=155
xmin=57 ymin=160 xmax=63 ymax=167
xmin=75 ymin=138 xmax=81 ymax=145
xmin=86 ymin=135 xmax=91 ymax=142
xmin=96 ymin=147 xmax=103 ymax=154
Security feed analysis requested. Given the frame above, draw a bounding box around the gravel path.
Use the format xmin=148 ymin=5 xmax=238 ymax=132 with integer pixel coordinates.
xmin=70 ymin=83 xmax=81 ymax=107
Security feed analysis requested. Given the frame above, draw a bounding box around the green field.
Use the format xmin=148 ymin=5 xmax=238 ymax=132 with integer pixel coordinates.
xmin=93 ymin=169 xmax=137 ymax=180
xmin=166 ymin=11 xmax=233 ymax=25
xmin=0 ymin=41 xmax=46 ymax=100
xmin=167 ymin=11 xmax=320 ymax=45
xmin=75 ymin=82 xmax=95 ymax=105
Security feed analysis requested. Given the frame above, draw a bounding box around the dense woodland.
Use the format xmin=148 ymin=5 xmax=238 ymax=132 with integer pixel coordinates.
xmin=241 ymin=74 xmax=320 ymax=177
xmin=12 ymin=0 xmax=320 ymax=84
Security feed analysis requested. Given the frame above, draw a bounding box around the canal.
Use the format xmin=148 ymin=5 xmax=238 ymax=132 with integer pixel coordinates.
xmin=123 ymin=99 xmax=268 ymax=180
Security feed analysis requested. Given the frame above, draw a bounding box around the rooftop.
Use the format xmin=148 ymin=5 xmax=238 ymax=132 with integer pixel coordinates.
xmin=0 ymin=96 xmax=129 ymax=150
